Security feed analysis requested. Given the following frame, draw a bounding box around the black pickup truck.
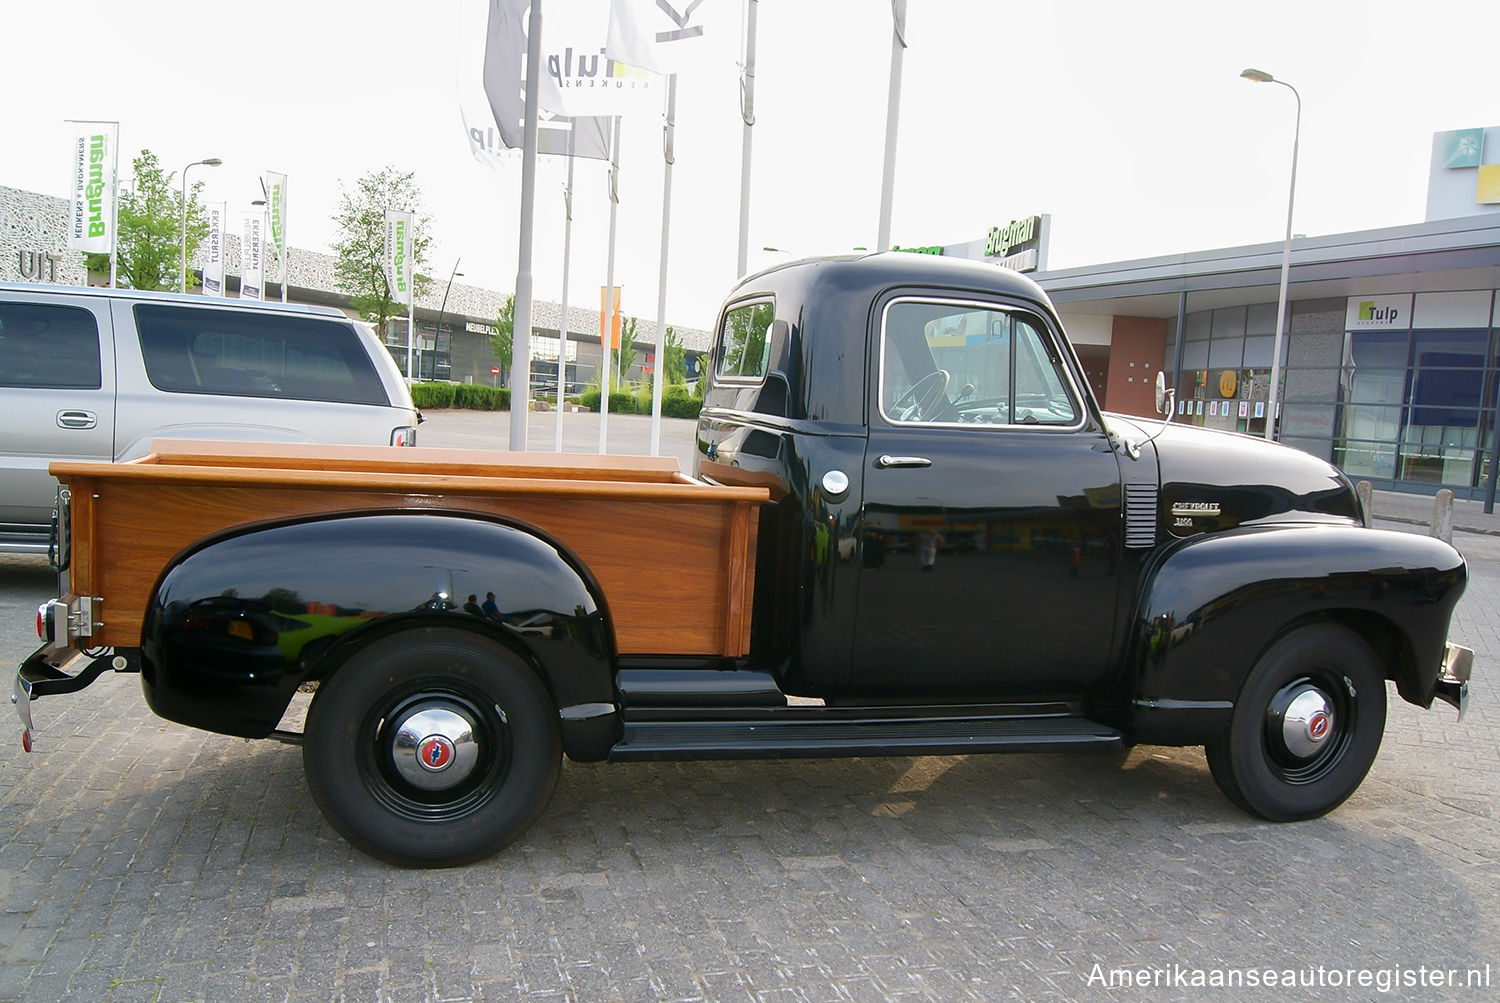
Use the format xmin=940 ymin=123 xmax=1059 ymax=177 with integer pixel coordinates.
xmin=16 ymin=252 xmax=1474 ymax=867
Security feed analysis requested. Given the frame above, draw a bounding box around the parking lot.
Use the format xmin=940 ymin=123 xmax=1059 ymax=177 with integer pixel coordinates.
xmin=2 ymin=412 xmax=1497 ymax=1001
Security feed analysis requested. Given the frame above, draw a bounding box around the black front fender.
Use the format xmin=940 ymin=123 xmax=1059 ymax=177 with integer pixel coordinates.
xmin=1126 ymin=523 xmax=1466 ymax=744
xmin=141 ymin=511 xmax=616 ymax=757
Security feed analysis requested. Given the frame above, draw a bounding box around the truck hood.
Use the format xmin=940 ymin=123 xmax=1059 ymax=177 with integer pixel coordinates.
xmin=1105 ymin=412 xmax=1362 ymax=536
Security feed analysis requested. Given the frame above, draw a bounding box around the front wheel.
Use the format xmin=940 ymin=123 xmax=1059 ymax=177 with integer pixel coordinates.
xmin=1205 ymin=623 xmax=1385 ymax=822
xmin=303 ymin=627 xmax=560 ymax=867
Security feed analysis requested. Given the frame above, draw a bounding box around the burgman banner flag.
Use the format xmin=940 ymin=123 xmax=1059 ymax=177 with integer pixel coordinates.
xmin=67 ymin=121 xmax=116 ymax=254
xmin=605 ymin=0 xmax=713 ymax=75
xmin=383 ymin=209 xmax=413 ymax=301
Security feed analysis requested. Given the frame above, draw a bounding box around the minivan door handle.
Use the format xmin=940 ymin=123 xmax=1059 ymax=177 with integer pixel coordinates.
xmin=56 ymin=410 xmax=98 ymax=430
xmin=875 ymin=454 xmax=932 ymax=469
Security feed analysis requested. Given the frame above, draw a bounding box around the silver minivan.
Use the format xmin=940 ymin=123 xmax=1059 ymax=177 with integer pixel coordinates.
xmin=0 ymin=284 xmax=420 ymax=554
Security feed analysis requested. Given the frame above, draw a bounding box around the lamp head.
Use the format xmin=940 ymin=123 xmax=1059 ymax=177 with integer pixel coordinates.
xmin=202 ymin=158 xmax=223 ymax=167
xmin=1240 ymin=68 xmax=1274 ymax=83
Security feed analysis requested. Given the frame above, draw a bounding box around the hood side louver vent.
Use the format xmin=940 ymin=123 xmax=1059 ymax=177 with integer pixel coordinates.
xmin=1124 ymin=483 xmax=1158 ymax=549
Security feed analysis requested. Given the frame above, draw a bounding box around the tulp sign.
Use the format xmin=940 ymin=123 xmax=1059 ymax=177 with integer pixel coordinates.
xmin=66 ymin=121 xmax=117 ymax=254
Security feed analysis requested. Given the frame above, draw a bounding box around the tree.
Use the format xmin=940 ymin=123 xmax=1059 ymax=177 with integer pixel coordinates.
xmin=331 ymin=166 xmax=432 ymax=345
xmin=490 ymin=295 xmax=514 ymax=386
xmin=662 ymin=326 xmax=687 ymax=386
xmin=610 ymin=316 xmax=638 ymax=393
xmin=85 ymin=149 xmax=208 ymax=292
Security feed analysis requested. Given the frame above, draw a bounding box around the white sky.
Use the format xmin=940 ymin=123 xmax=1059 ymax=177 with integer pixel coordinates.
xmin=3 ymin=0 xmax=1493 ymax=329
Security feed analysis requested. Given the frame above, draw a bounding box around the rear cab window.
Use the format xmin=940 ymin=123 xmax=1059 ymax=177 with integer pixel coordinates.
xmin=133 ymin=304 xmax=390 ymax=405
xmin=714 ymin=300 xmax=775 ymax=384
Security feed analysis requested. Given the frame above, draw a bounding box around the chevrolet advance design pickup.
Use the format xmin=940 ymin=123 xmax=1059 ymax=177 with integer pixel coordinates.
xmin=15 ymin=253 xmax=1473 ymax=867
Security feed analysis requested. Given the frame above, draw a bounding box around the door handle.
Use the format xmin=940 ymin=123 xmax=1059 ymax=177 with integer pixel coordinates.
xmin=56 ymin=410 xmax=98 ymax=430
xmin=875 ymin=454 xmax=931 ymax=469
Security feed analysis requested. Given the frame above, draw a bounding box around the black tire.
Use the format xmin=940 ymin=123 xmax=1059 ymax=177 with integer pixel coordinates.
xmin=1205 ymin=623 xmax=1385 ymax=822
xmin=303 ymin=627 xmax=560 ymax=867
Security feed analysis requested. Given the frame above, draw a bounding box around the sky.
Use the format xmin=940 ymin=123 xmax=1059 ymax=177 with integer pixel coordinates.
xmin=3 ymin=0 xmax=1493 ymax=331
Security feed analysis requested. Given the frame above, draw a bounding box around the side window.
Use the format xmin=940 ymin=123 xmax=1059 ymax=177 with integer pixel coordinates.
xmin=880 ymin=300 xmax=1079 ymax=426
xmin=0 ymin=302 xmax=102 ymax=389
xmin=715 ymin=300 xmax=775 ymax=383
xmin=134 ymin=305 xmax=389 ymax=405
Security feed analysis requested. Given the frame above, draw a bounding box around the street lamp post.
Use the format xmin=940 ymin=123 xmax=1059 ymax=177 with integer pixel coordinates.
xmin=180 ymin=157 xmax=223 ymax=292
xmin=434 ymin=259 xmax=463 ymax=384
xmin=1240 ymin=68 xmax=1300 ymax=441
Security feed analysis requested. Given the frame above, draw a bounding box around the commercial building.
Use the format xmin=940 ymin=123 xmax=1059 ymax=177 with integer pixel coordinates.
xmin=1 ymin=184 xmax=710 ymax=395
xmin=933 ymin=127 xmax=1500 ymax=501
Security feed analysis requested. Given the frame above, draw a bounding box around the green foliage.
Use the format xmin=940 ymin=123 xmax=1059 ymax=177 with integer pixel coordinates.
xmin=85 ymin=149 xmax=209 ymax=291
xmin=662 ymin=326 xmax=687 ymax=386
xmin=662 ymin=383 xmax=702 ymax=419
xmin=607 ymin=316 xmax=638 ymax=393
xmin=490 ymin=294 xmax=514 ymax=385
xmin=331 ymin=166 xmax=432 ymax=345
xmin=411 ymin=382 xmax=509 ymax=411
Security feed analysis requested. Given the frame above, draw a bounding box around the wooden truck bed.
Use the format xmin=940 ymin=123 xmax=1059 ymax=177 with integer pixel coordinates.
xmin=51 ymin=440 xmax=768 ymax=657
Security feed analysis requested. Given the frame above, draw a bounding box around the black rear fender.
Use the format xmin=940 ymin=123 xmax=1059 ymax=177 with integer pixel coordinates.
xmin=141 ymin=511 xmax=617 ymax=759
xmin=1126 ymin=523 xmax=1466 ymax=744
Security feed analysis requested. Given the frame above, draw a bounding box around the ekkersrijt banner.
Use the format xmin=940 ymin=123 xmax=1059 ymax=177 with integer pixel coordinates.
xmin=66 ymin=121 xmax=117 ymax=254
xmin=203 ymin=202 xmax=226 ymax=296
xmin=480 ymin=0 xmax=612 ymax=161
xmin=240 ymin=215 xmax=264 ymax=300
xmin=383 ymin=209 xmax=413 ymax=301
xmin=265 ymin=171 xmax=288 ymax=276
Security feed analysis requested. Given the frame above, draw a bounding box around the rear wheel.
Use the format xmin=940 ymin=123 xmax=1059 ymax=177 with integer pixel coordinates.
xmin=303 ymin=628 xmax=560 ymax=867
xmin=1205 ymin=623 xmax=1385 ymax=822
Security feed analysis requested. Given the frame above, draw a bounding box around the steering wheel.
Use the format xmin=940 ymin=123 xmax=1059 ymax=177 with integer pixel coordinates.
xmin=889 ymin=369 xmax=951 ymax=422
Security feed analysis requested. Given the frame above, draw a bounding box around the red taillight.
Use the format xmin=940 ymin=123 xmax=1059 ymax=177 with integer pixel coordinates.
xmin=391 ymin=425 xmax=418 ymax=447
xmin=36 ymin=607 xmax=44 ymax=640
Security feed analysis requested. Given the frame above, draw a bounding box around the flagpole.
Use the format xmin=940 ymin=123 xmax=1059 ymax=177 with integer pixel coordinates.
xmin=108 ymin=122 xmax=120 ymax=289
xmin=736 ymin=0 xmax=758 ymax=277
xmin=649 ymin=74 xmax=677 ymax=457
xmin=876 ymin=0 xmax=907 ymax=251
xmin=554 ymin=135 xmax=576 ymax=453
xmin=598 ymin=117 xmax=622 ymax=455
xmin=509 ymin=0 xmax=545 ymax=451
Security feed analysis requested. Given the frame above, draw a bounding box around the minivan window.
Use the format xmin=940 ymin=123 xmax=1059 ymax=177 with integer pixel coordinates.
xmin=715 ymin=301 xmax=775 ymax=383
xmin=134 ymin=305 xmax=389 ymax=405
xmin=0 ymin=302 xmax=102 ymax=389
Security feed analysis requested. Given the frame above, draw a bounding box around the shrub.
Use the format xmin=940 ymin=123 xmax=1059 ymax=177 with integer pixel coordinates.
xmin=411 ymin=382 xmax=508 ymax=411
xmin=662 ymin=384 xmax=701 ymax=419
xmin=577 ymin=388 xmax=601 ymax=412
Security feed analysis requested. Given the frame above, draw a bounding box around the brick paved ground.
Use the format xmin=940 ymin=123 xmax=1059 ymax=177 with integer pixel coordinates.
xmin=1 ymin=417 xmax=1495 ymax=1001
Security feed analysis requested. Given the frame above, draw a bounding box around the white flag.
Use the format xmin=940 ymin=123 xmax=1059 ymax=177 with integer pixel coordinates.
xmin=203 ymin=202 xmax=226 ymax=297
xmin=66 ymin=121 xmax=117 ymax=254
xmin=605 ymin=0 xmax=713 ymax=76
xmin=266 ymin=171 xmax=288 ymax=273
xmin=384 ymin=208 xmax=414 ymax=301
xmin=479 ymin=0 xmax=613 ymax=160
xmin=539 ymin=0 xmax=658 ymax=116
xmin=240 ymin=215 xmax=264 ymax=300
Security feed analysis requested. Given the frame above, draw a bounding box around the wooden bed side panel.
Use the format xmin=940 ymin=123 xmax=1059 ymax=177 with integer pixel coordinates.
xmin=142 ymin=440 xmax=686 ymax=483
xmin=80 ymin=480 xmax=758 ymax=658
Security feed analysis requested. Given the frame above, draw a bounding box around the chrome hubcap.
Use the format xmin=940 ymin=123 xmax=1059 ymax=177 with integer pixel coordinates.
xmin=391 ymin=703 xmax=480 ymax=791
xmin=1280 ymin=685 xmax=1335 ymax=759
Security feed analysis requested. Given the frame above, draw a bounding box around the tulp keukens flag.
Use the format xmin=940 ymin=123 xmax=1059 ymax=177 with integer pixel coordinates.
xmin=481 ymin=0 xmax=612 ymax=160
xmin=67 ymin=122 xmax=117 ymax=254
xmin=605 ymin=0 xmax=712 ymax=75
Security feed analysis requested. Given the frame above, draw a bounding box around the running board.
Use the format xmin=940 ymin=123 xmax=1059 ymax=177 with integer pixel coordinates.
xmin=609 ymin=713 xmax=1122 ymax=762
